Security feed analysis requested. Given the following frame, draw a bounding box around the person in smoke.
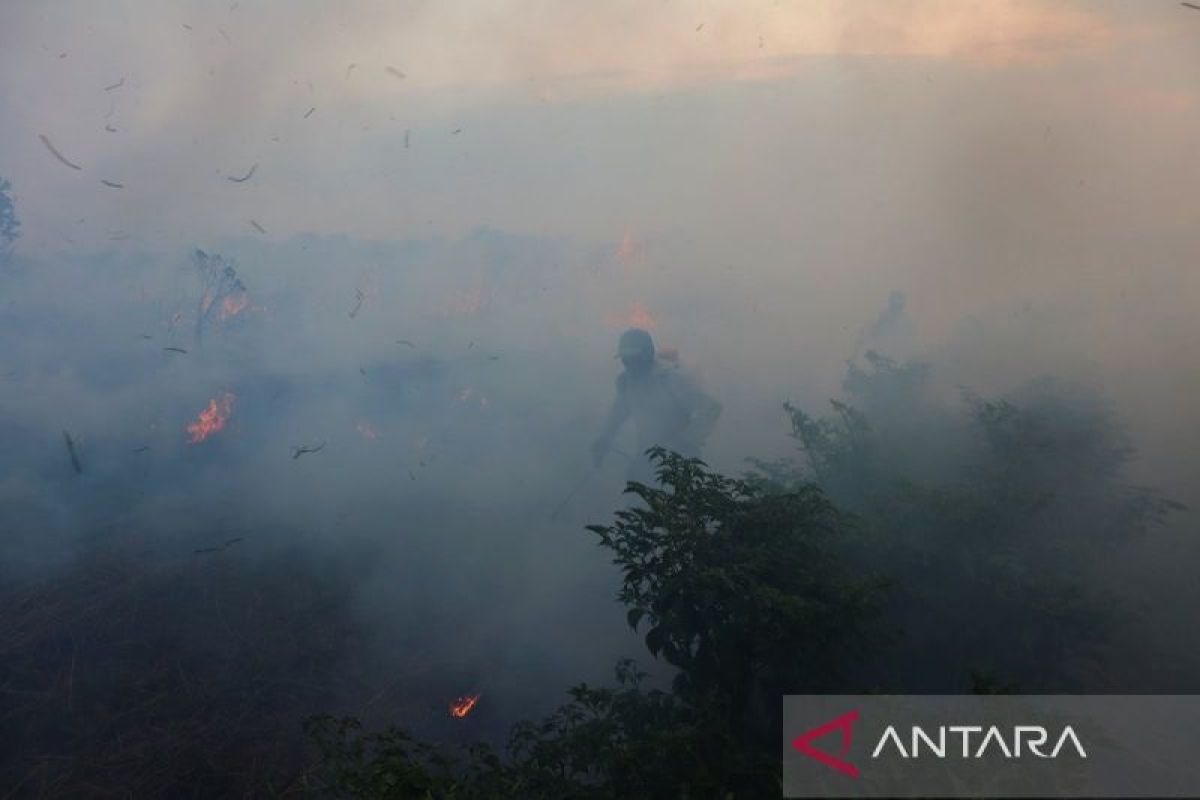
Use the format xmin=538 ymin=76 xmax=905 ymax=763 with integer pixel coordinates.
xmin=854 ymin=289 xmax=916 ymax=361
xmin=591 ymin=328 xmax=722 ymax=484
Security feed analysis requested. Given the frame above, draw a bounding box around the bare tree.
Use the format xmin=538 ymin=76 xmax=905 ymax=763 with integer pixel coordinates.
xmin=192 ymin=249 xmax=248 ymax=347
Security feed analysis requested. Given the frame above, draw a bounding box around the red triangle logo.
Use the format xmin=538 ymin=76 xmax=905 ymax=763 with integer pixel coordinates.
xmin=791 ymin=709 xmax=861 ymax=778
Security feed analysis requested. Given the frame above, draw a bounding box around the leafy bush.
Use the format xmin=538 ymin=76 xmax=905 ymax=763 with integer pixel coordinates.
xmin=304 ymin=360 xmax=1183 ymax=795
xmin=772 ymin=354 xmax=1183 ymax=690
xmin=306 ymin=450 xmax=880 ymax=799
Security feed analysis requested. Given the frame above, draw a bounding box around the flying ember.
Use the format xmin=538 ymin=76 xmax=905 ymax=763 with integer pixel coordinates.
xmin=186 ymin=392 xmax=236 ymax=444
xmin=449 ymin=694 xmax=480 ymax=719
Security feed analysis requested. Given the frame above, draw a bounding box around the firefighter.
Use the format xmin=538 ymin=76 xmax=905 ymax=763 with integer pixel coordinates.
xmin=591 ymin=328 xmax=722 ymax=482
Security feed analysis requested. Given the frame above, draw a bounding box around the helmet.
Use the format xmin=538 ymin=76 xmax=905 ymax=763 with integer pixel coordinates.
xmin=616 ymin=328 xmax=655 ymax=360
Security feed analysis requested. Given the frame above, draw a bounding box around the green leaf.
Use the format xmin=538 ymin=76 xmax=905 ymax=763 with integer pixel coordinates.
xmin=627 ymin=607 xmax=646 ymax=630
xmin=645 ymin=625 xmax=666 ymax=657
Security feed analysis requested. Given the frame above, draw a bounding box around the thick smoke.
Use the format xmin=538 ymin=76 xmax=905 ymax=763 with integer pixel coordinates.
xmin=1 ymin=0 xmax=1198 ymax=791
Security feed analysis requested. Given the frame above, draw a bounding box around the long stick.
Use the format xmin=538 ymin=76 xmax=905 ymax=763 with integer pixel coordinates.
xmin=550 ymin=467 xmax=596 ymax=520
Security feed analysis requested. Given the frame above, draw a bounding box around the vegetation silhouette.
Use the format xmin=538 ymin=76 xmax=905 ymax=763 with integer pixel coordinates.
xmin=306 ymin=354 xmax=1183 ymax=798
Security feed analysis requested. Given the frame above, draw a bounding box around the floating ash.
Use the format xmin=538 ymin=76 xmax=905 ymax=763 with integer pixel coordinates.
xmin=62 ymin=431 xmax=83 ymax=474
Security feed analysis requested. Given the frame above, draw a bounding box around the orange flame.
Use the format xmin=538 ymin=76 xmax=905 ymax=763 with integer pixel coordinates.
xmin=449 ymin=694 xmax=480 ymax=718
xmin=186 ymin=392 xmax=235 ymax=444
xmin=219 ymin=293 xmax=249 ymax=322
xmin=605 ymin=299 xmax=660 ymax=330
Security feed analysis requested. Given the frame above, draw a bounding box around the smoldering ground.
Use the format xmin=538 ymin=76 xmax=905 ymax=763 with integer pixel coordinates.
xmin=1 ymin=0 xmax=1200 ymax=795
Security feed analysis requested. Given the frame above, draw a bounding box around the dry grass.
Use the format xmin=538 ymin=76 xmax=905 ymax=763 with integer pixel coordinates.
xmin=0 ymin=537 xmax=368 ymax=798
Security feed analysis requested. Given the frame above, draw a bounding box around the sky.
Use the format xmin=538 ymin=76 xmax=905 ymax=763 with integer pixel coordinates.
xmin=1 ymin=0 xmax=1199 ymax=722
xmin=2 ymin=1 xmax=1194 ymax=248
